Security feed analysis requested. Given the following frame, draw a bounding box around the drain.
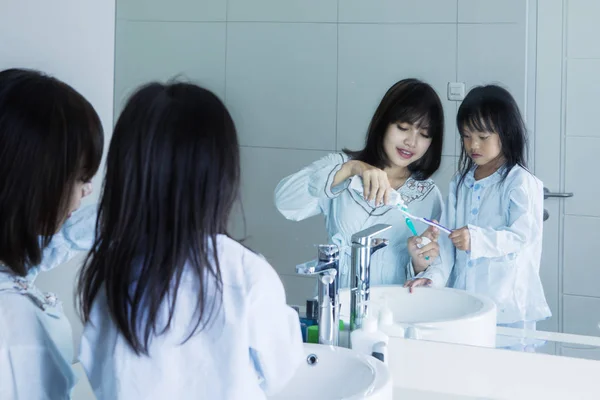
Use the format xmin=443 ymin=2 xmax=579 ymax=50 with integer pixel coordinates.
xmin=306 ymin=354 xmax=318 ymax=366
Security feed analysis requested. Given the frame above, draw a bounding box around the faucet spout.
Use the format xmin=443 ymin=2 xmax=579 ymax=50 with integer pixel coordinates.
xmin=349 ymin=224 xmax=392 ymax=333
xmin=295 ymin=244 xmax=341 ymax=346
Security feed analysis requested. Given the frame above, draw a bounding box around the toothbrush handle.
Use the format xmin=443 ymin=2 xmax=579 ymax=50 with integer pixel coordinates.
xmin=421 ymin=218 xmax=452 ymax=235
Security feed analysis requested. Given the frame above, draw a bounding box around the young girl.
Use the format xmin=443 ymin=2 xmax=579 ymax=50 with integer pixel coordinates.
xmin=275 ymin=79 xmax=449 ymax=288
xmin=77 ymin=82 xmax=303 ymax=399
xmin=440 ymin=85 xmax=551 ymax=328
xmin=0 ymin=68 xmax=103 ymax=398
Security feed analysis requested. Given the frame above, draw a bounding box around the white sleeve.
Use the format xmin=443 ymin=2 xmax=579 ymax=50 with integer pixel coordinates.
xmin=468 ymin=176 xmax=543 ymax=260
xmin=247 ymin=259 xmax=304 ymax=396
xmin=38 ymin=203 xmax=97 ymax=273
xmin=274 ymin=153 xmax=349 ymax=222
xmin=0 ymin=347 xmax=76 ymax=399
xmin=417 ymin=180 xmax=457 ymax=287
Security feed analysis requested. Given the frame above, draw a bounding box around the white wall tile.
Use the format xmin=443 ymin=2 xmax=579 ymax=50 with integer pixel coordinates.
xmin=458 ymin=0 xmax=525 ymax=23
xmin=538 ymin=200 xmax=560 ymax=333
xmin=280 ymin=274 xmax=318 ymax=306
xmin=565 ymin=137 xmax=600 ymax=217
xmin=566 ymin=60 xmax=600 ymax=138
xmin=431 ymin=156 xmax=458 ymax=199
xmin=228 ymin=0 xmax=337 ymax=22
xmin=563 ymin=216 xmax=600 ymax=297
xmin=563 ymin=294 xmax=600 ymax=337
xmin=339 ymin=0 xmax=457 ymax=23
xmin=229 ymin=147 xmax=330 ymax=276
xmin=337 ymin=24 xmax=457 ymax=156
xmin=117 ymin=0 xmax=226 ymax=21
xmin=226 ymin=23 xmax=337 ymax=150
xmin=114 ymin=21 xmax=226 ymax=115
xmin=458 ymin=24 xmax=527 ymax=114
xmin=567 ymin=0 xmax=600 ymax=58
xmin=457 ymin=23 xmax=527 ymax=116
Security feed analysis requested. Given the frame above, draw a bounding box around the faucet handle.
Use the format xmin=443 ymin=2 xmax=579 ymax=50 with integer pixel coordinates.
xmin=351 ymin=224 xmax=392 ymax=245
xmin=317 ymin=244 xmax=339 ymax=261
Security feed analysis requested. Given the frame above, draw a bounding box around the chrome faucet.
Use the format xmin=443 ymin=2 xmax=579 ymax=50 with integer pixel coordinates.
xmin=350 ymin=224 xmax=391 ymax=332
xmin=296 ymin=244 xmax=340 ymax=346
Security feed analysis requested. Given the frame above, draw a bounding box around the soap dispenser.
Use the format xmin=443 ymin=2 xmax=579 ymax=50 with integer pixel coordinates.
xmin=350 ymin=314 xmax=389 ymax=364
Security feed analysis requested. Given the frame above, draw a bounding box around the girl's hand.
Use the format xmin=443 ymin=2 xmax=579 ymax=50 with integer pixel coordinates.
xmin=350 ymin=161 xmax=392 ymax=207
xmin=449 ymin=226 xmax=471 ymax=251
xmin=404 ymin=278 xmax=432 ymax=293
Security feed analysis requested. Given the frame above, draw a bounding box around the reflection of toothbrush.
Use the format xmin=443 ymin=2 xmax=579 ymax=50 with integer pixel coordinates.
xmin=399 ymin=208 xmax=452 ymax=235
xmin=401 ymin=206 xmax=431 ymax=260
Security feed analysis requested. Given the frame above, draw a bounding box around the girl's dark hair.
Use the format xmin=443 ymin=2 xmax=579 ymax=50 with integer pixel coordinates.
xmin=0 ymin=68 xmax=103 ymax=277
xmin=78 ymin=81 xmax=240 ymax=355
xmin=456 ymin=84 xmax=528 ymax=191
xmin=344 ymin=78 xmax=444 ymax=180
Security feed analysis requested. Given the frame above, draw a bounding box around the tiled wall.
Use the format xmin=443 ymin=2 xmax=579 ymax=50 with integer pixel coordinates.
xmin=115 ymin=0 xmax=529 ymax=305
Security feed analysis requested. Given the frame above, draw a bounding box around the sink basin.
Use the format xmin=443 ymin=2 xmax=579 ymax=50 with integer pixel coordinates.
xmin=269 ymin=343 xmax=392 ymax=400
xmin=338 ymin=285 xmax=497 ymax=348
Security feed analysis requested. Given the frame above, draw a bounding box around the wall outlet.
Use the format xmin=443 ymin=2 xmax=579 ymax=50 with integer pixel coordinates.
xmin=447 ymin=82 xmax=466 ymax=101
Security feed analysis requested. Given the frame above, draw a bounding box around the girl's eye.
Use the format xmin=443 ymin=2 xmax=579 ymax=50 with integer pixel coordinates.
xmin=480 ymin=136 xmax=489 ymax=141
xmin=396 ymin=124 xmax=408 ymax=131
xmin=420 ymin=133 xmax=431 ymax=139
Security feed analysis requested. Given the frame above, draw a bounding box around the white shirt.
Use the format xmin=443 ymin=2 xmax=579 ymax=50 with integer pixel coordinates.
xmin=437 ymin=165 xmax=552 ymax=324
xmin=274 ymin=152 xmax=450 ymax=287
xmin=0 ymin=204 xmax=96 ymax=399
xmin=79 ymin=235 xmax=304 ymax=400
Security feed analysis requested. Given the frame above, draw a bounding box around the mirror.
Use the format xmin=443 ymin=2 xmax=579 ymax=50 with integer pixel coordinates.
xmin=112 ymin=0 xmax=600 ymax=360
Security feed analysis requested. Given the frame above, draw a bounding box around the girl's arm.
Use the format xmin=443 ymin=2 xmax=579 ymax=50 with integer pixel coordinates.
xmin=274 ymin=153 xmax=351 ymax=222
xmin=469 ymin=174 xmax=543 ymax=260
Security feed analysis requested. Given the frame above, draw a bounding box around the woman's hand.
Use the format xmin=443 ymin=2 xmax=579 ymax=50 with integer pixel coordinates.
xmin=350 ymin=161 xmax=393 ymax=207
xmin=449 ymin=226 xmax=471 ymax=251
xmin=407 ymin=223 xmax=440 ymax=273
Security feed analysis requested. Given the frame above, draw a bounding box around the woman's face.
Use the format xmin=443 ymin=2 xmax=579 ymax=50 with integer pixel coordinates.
xmin=383 ymin=121 xmax=433 ymax=169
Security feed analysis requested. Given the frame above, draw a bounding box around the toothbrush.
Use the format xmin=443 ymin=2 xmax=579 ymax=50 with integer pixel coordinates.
xmin=399 ymin=208 xmax=453 ymax=235
xmin=400 ymin=205 xmax=430 ymax=260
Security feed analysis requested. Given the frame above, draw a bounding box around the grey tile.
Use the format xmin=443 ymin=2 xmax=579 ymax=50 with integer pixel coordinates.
xmin=337 ymin=24 xmax=457 ymax=155
xmin=117 ymin=0 xmax=226 ymax=21
xmin=228 ymin=0 xmax=337 ymax=22
xmin=226 ymin=23 xmax=337 ymax=150
xmin=339 ymin=0 xmax=457 ymax=23
xmin=114 ymin=21 xmax=226 ymax=116
xmin=228 ymin=147 xmax=331 ymax=276
xmin=458 ymin=0 xmax=525 ymax=23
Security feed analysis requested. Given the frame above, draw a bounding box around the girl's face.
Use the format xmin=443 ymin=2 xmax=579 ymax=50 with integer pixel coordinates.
xmin=383 ymin=121 xmax=432 ymax=169
xmin=461 ymin=128 xmax=503 ymax=167
xmin=58 ymin=179 xmax=93 ymax=229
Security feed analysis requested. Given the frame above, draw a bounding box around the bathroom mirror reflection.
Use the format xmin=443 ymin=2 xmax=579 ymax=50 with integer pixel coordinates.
xmin=57 ymin=0 xmax=600 ymax=360
xmin=110 ymin=0 xmax=599 ymax=359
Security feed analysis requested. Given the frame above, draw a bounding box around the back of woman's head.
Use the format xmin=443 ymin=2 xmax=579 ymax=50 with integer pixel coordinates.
xmin=345 ymin=78 xmax=444 ymax=180
xmin=456 ymin=84 xmax=528 ymax=186
xmin=0 ymin=68 xmax=103 ymax=276
xmin=78 ymin=81 xmax=240 ymax=355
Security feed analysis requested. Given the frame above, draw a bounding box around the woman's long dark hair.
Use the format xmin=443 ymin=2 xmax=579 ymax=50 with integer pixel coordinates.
xmin=344 ymin=78 xmax=444 ymax=180
xmin=0 ymin=68 xmax=103 ymax=276
xmin=456 ymin=84 xmax=528 ymax=192
xmin=78 ymin=82 xmax=240 ymax=355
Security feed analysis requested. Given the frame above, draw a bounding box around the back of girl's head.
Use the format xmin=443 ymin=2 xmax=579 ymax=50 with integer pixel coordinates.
xmin=78 ymin=81 xmax=239 ymax=355
xmin=344 ymin=78 xmax=444 ymax=180
xmin=0 ymin=68 xmax=103 ymax=276
xmin=457 ymin=85 xmax=527 ymax=180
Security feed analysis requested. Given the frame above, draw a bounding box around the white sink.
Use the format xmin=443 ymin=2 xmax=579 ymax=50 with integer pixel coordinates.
xmin=338 ymin=285 xmax=497 ymax=348
xmin=269 ymin=343 xmax=393 ymax=400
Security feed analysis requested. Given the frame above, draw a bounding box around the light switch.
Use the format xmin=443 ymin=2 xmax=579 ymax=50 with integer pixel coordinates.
xmin=447 ymin=82 xmax=465 ymax=101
